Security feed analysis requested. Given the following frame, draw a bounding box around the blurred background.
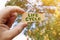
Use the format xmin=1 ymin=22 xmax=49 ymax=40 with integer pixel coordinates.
xmin=0 ymin=0 xmax=60 ymax=40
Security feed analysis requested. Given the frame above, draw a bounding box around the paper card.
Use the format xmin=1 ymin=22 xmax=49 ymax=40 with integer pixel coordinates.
xmin=21 ymin=13 xmax=45 ymax=23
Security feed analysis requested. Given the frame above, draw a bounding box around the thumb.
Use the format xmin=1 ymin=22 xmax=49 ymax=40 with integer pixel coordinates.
xmin=2 ymin=22 xmax=27 ymax=39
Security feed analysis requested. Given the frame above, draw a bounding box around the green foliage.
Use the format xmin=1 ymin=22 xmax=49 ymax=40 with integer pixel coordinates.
xmin=5 ymin=0 xmax=60 ymax=40
xmin=5 ymin=0 xmax=28 ymax=10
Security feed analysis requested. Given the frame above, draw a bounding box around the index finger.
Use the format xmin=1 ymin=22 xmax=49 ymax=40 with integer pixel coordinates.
xmin=6 ymin=6 xmax=25 ymax=14
xmin=0 ymin=6 xmax=25 ymax=27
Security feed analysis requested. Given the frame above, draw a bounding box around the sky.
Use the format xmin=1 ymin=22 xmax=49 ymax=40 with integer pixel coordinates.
xmin=0 ymin=0 xmax=7 ymax=9
xmin=0 ymin=0 xmax=30 ymax=40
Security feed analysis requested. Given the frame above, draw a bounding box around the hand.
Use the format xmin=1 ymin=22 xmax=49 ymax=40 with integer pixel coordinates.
xmin=0 ymin=6 xmax=27 ymax=40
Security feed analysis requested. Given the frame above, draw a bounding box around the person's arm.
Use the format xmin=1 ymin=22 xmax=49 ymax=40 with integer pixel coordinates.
xmin=0 ymin=6 xmax=27 ymax=40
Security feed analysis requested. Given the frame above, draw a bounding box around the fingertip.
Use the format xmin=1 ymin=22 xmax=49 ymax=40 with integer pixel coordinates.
xmin=18 ymin=22 xmax=27 ymax=27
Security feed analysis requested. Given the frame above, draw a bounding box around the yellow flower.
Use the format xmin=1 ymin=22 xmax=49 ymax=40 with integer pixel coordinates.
xmin=44 ymin=34 xmax=49 ymax=40
xmin=57 ymin=0 xmax=60 ymax=2
xmin=47 ymin=9 xmax=55 ymax=14
xmin=50 ymin=27 xmax=53 ymax=30
xmin=54 ymin=7 xmax=60 ymax=18
xmin=46 ymin=34 xmax=49 ymax=38
xmin=28 ymin=30 xmax=31 ymax=34
xmin=40 ymin=32 xmax=43 ymax=35
xmin=52 ymin=30 xmax=57 ymax=36
xmin=42 ymin=0 xmax=57 ymax=6
xmin=58 ymin=33 xmax=60 ymax=35
xmin=36 ymin=28 xmax=39 ymax=31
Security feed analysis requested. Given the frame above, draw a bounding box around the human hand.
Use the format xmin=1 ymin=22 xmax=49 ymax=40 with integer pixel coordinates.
xmin=0 ymin=6 xmax=27 ymax=40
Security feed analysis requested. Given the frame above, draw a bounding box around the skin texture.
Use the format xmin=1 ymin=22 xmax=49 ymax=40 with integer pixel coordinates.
xmin=0 ymin=6 xmax=27 ymax=40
